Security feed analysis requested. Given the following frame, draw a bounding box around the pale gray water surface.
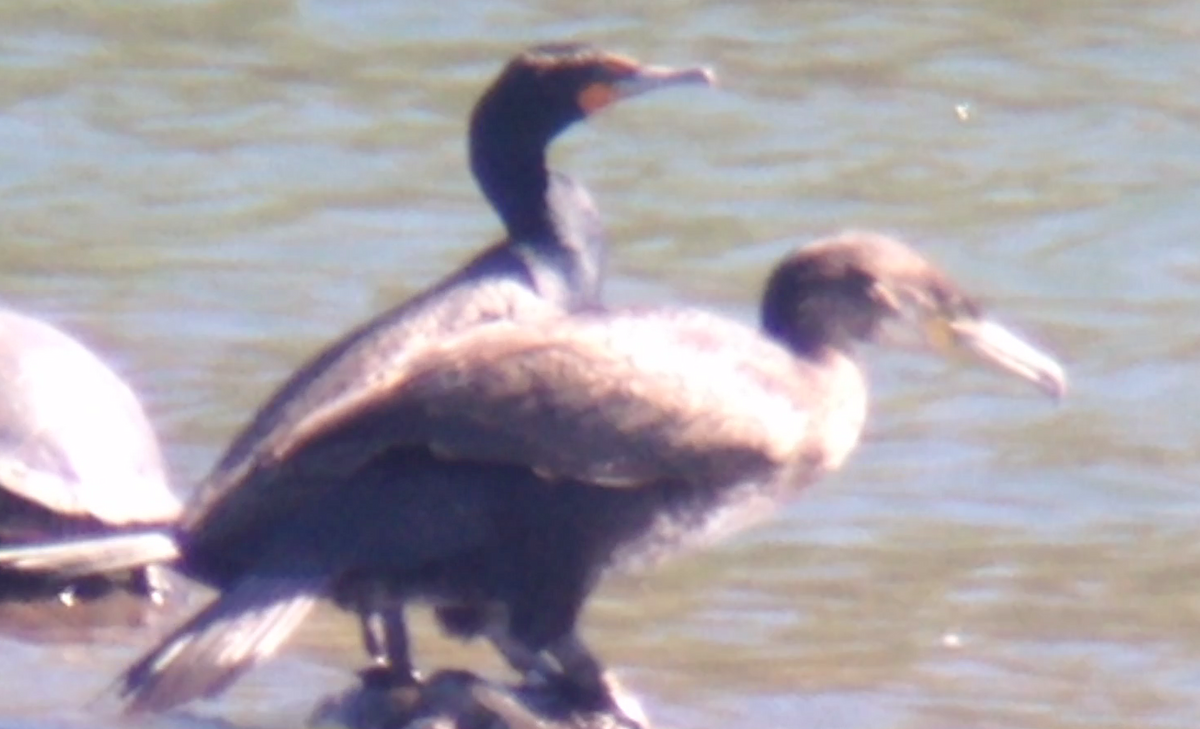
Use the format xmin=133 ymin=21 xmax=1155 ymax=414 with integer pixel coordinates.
xmin=1 ymin=1 xmax=1198 ymax=727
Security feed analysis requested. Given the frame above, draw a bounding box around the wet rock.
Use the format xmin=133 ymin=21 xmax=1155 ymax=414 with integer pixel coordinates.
xmin=310 ymin=669 xmax=649 ymax=729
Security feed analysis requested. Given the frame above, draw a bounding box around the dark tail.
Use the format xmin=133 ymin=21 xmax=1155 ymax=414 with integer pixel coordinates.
xmin=0 ymin=531 xmax=178 ymax=578
xmin=118 ymin=575 xmax=321 ymax=713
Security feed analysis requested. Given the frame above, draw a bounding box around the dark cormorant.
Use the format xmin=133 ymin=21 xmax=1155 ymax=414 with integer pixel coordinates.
xmin=122 ymin=232 xmax=1065 ymax=722
xmin=0 ymin=308 xmax=176 ymax=604
xmin=0 ymin=44 xmax=713 ymax=708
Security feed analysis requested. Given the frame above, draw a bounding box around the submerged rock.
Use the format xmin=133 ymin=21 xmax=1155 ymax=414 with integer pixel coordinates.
xmin=310 ymin=669 xmax=648 ymax=729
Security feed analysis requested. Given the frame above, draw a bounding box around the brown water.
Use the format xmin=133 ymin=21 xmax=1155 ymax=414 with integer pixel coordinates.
xmin=1 ymin=1 xmax=1198 ymax=727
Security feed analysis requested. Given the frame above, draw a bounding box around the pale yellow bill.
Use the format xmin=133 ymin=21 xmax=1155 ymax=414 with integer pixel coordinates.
xmin=947 ymin=318 xmax=1067 ymax=401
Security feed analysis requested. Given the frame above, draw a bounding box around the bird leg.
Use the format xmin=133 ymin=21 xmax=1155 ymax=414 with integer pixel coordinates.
xmin=350 ymin=606 xmax=427 ymax=725
xmin=485 ymin=624 xmax=561 ymax=680
xmin=547 ymin=634 xmax=648 ymax=729
xmin=358 ymin=601 xmax=420 ymax=687
xmin=486 ymin=628 xmax=647 ymax=728
xmin=546 ymin=633 xmax=604 ymax=691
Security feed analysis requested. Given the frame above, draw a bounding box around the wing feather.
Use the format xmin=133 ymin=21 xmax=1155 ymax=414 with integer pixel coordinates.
xmin=187 ymin=310 xmax=814 ymax=559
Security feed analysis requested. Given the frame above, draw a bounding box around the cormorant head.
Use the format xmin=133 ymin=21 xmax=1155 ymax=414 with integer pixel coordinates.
xmin=471 ymin=43 xmax=715 ymax=152
xmin=762 ymin=231 xmax=1066 ymax=400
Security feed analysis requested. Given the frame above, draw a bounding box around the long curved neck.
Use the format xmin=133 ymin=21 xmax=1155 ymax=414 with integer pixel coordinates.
xmin=761 ymin=304 xmax=841 ymax=360
xmin=469 ymin=102 xmax=554 ymax=243
xmin=760 ymin=272 xmax=866 ymax=361
xmin=468 ymin=97 xmax=604 ymax=309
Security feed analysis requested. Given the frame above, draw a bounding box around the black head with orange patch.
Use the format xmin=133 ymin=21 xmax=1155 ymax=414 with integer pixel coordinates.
xmin=471 ymin=44 xmax=713 ymax=151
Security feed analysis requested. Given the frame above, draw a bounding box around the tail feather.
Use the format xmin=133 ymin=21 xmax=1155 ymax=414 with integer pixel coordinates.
xmin=0 ymin=531 xmax=178 ymax=578
xmin=119 ymin=575 xmax=322 ymax=713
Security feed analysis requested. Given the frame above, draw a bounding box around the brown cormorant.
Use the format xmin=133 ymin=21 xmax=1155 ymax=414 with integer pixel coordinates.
xmin=117 ymin=232 xmax=1065 ymax=721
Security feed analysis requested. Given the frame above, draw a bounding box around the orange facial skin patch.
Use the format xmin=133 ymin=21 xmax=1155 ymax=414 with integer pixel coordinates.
xmin=578 ymin=82 xmax=620 ymax=114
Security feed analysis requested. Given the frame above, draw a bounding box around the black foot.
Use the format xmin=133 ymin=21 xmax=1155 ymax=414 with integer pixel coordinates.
xmin=312 ymin=666 xmax=427 ymax=729
xmin=355 ymin=665 xmax=427 ymax=726
xmin=357 ymin=664 xmax=421 ymax=691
